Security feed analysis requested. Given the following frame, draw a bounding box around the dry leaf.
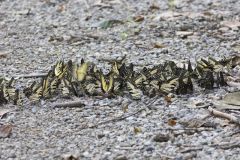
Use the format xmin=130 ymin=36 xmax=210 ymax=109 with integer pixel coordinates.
xmin=133 ymin=15 xmax=144 ymax=22
xmin=0 ymin=49 xmax=9 ymax=59
xmin=0 ymin=124 xmax=13 ymax=138
xmin=164 ymin=95 xmax=172 ymax=104
xmin=57 ymin=4 xmax=66 ymax=12
xmin=180 ymin=118 xmax=205 ymax=128
xmin=153 ymin=42 xmax=166 ymax=48
xmin=222 ymin=92 xmax=240 ymax=106
xmin=213 ymin=100 xmax=240 ymax=110
xmin=0 ymin=53 xmax=7 ymax=59
xmin=168 ymin=119 xmax=177 ymax=126
xmin=133 ymin=127 xmax=142 ymax=134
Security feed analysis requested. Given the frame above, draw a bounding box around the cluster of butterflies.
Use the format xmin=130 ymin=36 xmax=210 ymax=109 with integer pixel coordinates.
xmin=0 ymin=77 xmax=22 ymax=105
xmin=0 ymin=55 xmax=236 ymax=105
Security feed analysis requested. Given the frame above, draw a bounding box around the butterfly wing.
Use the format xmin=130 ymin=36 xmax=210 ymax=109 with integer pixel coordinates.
xmin=77 ymin=62 xmax=88 ymax=82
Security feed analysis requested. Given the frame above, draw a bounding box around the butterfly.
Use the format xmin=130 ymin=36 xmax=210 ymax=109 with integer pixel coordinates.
xmin=159 ymin=77 xmax=178 ymax=94
xmin=49 ymin=77 xmax=60 ymax=95
xmin=76 ymin=59 xmax=89 ymax=82
xmin=131 ymin=72 xmax=147 ymax=87
xmin=68 ymin=59 xmax=89 ymax=82
xmin=84 ymin=81 xmax=99 ymax=96
xmin=208 ymin=57 xmax=224 ymax=72
xmin=100 ymin=73 xmax=114 ymax=94
xmin=126 ymin=81 xmax=142 ymax=100
xmin=0 ymin=85 xmax=15 ymax=103
xmin=176 ymin=75 xmax=193 ymax=94
xmin=54 ymin=60 xmax=67 ymax=79
xmin=13 ymin=89 xmax=23 ymax=106
xmin=26 ymin=74 xmax=52 ymax=101
xmin=197 ymin=71 xmax=214 ymax=89
xmin=59 ymin=79 xmax=72 ymax=97
xmin=0 ymin=78 xmax=17 ymax=103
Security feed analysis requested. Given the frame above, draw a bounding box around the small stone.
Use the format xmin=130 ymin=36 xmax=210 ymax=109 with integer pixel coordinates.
xmin=97 ymin=134 xmax=105 ymax=139
xmin=152 ymin=134 xmax=170 ymax=142
xmin=115 ymin=155 xmax=128 ymax=160
xmin=176 ymin=31 xmax=193 ymax=38
xmin=82 ymin=151 xmax=90 ymax=157
xmin=219 ymin=27 xmax=229 ymax=32
xmin=61 ymin=153 xmax=80 ymax=160
xmin=146 ymin=146 xmax=155 ymax=152
xmin=8 ymin=152 xmax=16 ymax=158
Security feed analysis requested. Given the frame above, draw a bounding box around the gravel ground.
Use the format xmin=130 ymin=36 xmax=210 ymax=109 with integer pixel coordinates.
xmin=0 ymin=0 xmax=240 ymax=159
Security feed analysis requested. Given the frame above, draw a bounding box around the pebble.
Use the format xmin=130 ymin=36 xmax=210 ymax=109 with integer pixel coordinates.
xmin=152 ymin=134 xmax=170 ymax=143
xmin=0 ymin=0 xmax=238 ymax=159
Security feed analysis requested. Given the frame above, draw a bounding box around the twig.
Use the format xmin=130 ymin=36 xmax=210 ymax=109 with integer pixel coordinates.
xmin=115 ymin=146 xmax=142 ymax=150
xmin=208 ymin=107 xmax=240 ymax=125
xmin=180 ymin=146 xmax=203 ymax=153
xmin=53 ymin=100 xmax=85 ymax=108
xmin=88 ymin=107 xmax=145 ymax=128
xmin=84 ymin=98 xmax=158 ymax=129
xmin=218 ymin=142 xmax=240 ymax=149
xmin=156 ymin=127 xmax=214 ymax=132
xmin=210 ymin=142 xmax=240 ymax=150
xmin=228 ymin=129 xmax=240 ymax=136
xmin=14 ymin=73 xmax=48 ymax=78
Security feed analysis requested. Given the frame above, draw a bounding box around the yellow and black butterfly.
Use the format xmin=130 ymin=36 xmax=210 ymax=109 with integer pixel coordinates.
xmin=27 ymin=75 xmax=51 ymax=101
xmin=197 ymin=71 xmax=214 ymax=89
xmin=54 ymin=60 xmax=67 ymax=79
xmin=0 ymin=89 xmax=8 ymax=104
xmin=13 ymin=89 xmax=23 ymax=106
xmin=208 ymin=57 xmax=224 ymax=72
xmin=119 ymin=63 xmax=134 ymax=80
xmin=176 ymin=75 xmax=193 ymax=94
xmin=28 ymin=85 xmax=42 ymax=102
xmin=23 ymin=81 xmax=38 ymax=98
xmin=68 ymin=59 xmax=89 ymax=82
xmin=100 ymin=73 xmax=114 ymax=94
xmin=0 ymin=85 xmax=14 ymax=103
xmin=196 ymin=58 xmax=213 ymax=73
xmin=49 ymin=77 xmax=60 ymax=95
xmin=59 ymin=79 xmax=72 ymax=97
xmin=76 ymin=59 xmax=89 ymax=82
xmin=159 ymin=77 xmax=178 ymax=94
xmin=216 ymin=72 xmax=227 ymax=87
xmin=84 ymin=78 xmax=100 ymax=96
xmin=0 ymin=78 xmax=17 ymax=103
xmin=126 ymin=81 xmax=143 ymax=100
xmin=133 ymin=72 xmax=147 ymax=87
xmin=41 ymin=74 xmax=51 ymax=98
